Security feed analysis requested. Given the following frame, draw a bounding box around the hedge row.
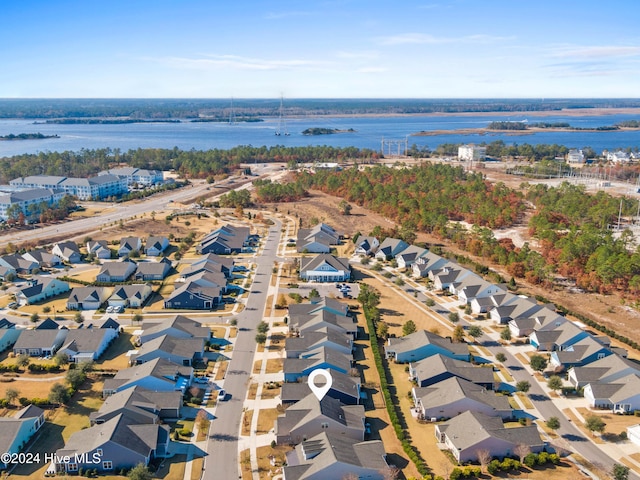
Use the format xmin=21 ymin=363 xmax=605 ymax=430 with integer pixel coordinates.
xmin=361 ymin=304 xmax=430 ymax=476
xmin=28 ymin=364 xmax=62 ymax=373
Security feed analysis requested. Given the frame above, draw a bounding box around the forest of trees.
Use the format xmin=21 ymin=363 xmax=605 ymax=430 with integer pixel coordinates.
xmin=253 ymin=179 xmax=308 ymax=202
xmin=0 ymin=145 xmax=378 ymax=183
xmin=291 ymin=163 xmax=640 ymax=299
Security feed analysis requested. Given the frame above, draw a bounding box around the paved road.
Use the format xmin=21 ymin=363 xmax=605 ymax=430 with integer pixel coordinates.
xmin=204 ymin=219 xmax=282 ymax=480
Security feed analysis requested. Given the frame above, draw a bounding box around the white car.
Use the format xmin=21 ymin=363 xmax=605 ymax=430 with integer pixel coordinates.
xmin=106 ymin=306 xmax=115 ymax=313
xmin=114 ymin=306 xmax=123 ymax=313
xmin=217 ymin=389 xmax=226 ymax=400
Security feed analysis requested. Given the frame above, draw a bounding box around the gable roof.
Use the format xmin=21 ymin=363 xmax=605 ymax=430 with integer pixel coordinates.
xmin=133 ymin=334 xmax=204 ymax=360
xmin=59 ymin=329 xmax=112 ymax=355
xmin=411 ymin=353 xmax=494 ymax=386
xmin=68 ymin=286 xmax=111 ymax=304
xmin=571 ymin=354 xmax=640 ymax=384
xmin=280 ymin=369 xmax=361 ymax=403
xmin=14 ymin=329 xmax=61 ymax=350
xmin=413 ymin=377 xmax=510 ymax=412
xmin=277 ymin=393 xmax=364 ymax=435
xmin=103 ymin=357 xmax=193 ymax=392
xmin=300 ymin=254 xmax=350 ymax=273
xmin=387 ymin=330 xmax=469 ymax=357
xmin=90 ymin=385 xmax=181 ymax=425
xmin=140 ymin=315 xmax=210 ymax=340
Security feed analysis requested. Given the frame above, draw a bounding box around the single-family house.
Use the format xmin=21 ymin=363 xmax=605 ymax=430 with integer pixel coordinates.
xmin=22 ymin=249 xmax=62 ymax=268
xmin=508 ymin=309 xmax=565 ymax=338
xmin=470 ymin=292 xmax=514 ymax=315
xmin=196 ymin=224 xmax=251 ymax=254
xmin=297 ymin=223 xmax=340 ymax=253
xmin=130 ymin=334 xmax=204 ymax=366
xmin=52 ymin=241 xmax=82 ymax=263
xmin=396 ymin=245 xmax=428 ymax=269
xmin=374 ymin=237 xmax=408 ymax=261
xmin=67 ymin=286 xmax=112 ymax=310
xmin=284 ymin=346 xmax=353 ymax=382
xmin=58 ymin=327 xmax=119 ymax=363
xmin=55 ymin=413 xmax=170 ymax=474
xmin=288 ymin=296 xmax=350 ymax=318
xmin=412 ymin=377 xmax=511 ymax=421
xmin=15 ymin=276 xmax=70 ymax=306
xmin=412 ymin=251 xmax=449 ymax=278
xmin=118 ymin=237 xmax=142 ymax=257
xmin=276 ymin=393 xmax=365 ymax=445
xmin=135 ymin=258 xmax=172 ymax=281
xmin=180 ymin=253 xmax=233 ymax=279
xmin=584 ymin=373 xmax=640 ymax=413
xmin=410 ymin=353 xmax=494 ymax=389
xmin=87 ymin=240 xmax=112 ymax=259
xmin=145 ymin=236 xmax=169 ymax=257
xmin=452 ymin=277 xmax=504 ymax=305
xmin=90 ymin=386 xmax=182 ymax=425
xmin=385 ymin=330 xmax=469 ymax=363
xmin=108 ymin=284 xmax=153 ymax=308
xmin=0 ymin=405 xmax=45 ymax=469
xmin=568 ymin=354 xmax=640 ymax=389
xmin=164 ymin=282 xmax=222 ymax=310
xmin=530 ymin=320 xmax=589 ymax=351
xmin=13 ymin=328 xmax=68 ymax=357
xmin=0 ymin=265 xmax=17 ymax=280
xmin=281 ymin=368 xmax=361 ymax=406
xmin=489 ymin=296 xmax=544 ymax=325
xmin=288 ymin=309 xmax=357 ymax=339
xmin=285 ymin=328 xmax=353 ymax=358
xmin=0 ymin=254 xmax=39 ymax=274
xmin=96 ymin=261 xmax=137 ymax=283
xmin=102 ymin=358 xmax=193 ymax=397
xmin=0 ymin=319 xmax=21 ymax=352
xmin=549 ymin=336 xmax=613 ymax=371
xmin=138 ymin=315 xmax=211 ymax=344
xmin=283 ymin=432 xmax=388 ymax=480
xmin=354 ymin=236 xmax=379 ymax=256
xmin=435 ymin=411 xmax=544 ymax=463
xmin=430 ymin=266 xmax=474 ymax=291
xmin=299 ymin=254 xmax=351 ymax=282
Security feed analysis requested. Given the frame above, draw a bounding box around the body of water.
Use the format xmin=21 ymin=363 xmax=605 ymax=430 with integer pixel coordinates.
xmin=1 ymin=112 xmax=640 ymax=156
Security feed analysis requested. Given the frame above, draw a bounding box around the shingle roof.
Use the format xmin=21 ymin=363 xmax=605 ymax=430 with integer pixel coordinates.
xmin=300 ymin=254 xmax=350 ymax=273
xmin=413 ymin=377 xmax=509 ymax=412
xmin=387 ymin=330 xmax=469 ymax=357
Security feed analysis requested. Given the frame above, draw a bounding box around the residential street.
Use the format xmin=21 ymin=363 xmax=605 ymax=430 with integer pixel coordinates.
xmin=204 ymin=219 xmax=282 ymax=480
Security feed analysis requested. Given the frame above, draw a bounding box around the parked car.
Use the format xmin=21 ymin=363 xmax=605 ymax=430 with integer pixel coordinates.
xmin=106 ymin=306 xmax=115 ymax=313
xmin=217 ymin=389 xmax=226 ymax=400
xmin=114 ymin=306 xmax=123 ymax=313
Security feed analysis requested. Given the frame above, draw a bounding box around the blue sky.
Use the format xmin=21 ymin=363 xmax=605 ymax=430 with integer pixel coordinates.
xmin=2 ymin=0 xmax=640 ymax=98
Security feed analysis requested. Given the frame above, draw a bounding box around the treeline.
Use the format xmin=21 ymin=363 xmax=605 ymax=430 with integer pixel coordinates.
xmin=295 ymin=163 xmax=525 ymax=230
xmin=487 ymin=121 xmax=528 ymax=130
xmin=0 ymin=133 xmax=59 ymax=140
xmin=253 ymin=179 xmax=308 ymax=203
xmin=0 ymin=145 xmax=378 ymax=183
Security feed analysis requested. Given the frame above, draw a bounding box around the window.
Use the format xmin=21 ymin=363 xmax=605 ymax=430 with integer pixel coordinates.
xmin=68 ymin=464 xmax=78 ymax=472
xmin=103 ymin=461 xmax=113 ymax=470
xmin=598 ymin=353 xmax=606 ymax=359
xmin=96 ymin=449 xmax=103 ymax=456
xmin=321 ymin=422 xmax=329 ymax=429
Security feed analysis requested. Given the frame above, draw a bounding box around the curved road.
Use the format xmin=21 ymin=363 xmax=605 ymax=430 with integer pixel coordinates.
xmin=204 ymin=219 xmax=282 ymax=480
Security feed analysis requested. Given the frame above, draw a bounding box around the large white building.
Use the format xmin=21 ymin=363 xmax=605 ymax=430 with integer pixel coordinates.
xmin=458 ymin=144 xmax=486 ymax=162
xmin=10 ymin=175 xmax=127 ymax=201
xmin=0 ymin=187 xmax=65 ymax=221
xmin=567 ymin=149 xmax=585 ymax=164
xmin=99 ymin=167 xmax=164 ymax=187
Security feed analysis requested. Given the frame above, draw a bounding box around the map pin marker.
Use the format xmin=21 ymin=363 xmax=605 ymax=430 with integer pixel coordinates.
xmin=308 ymin=368 xmax=333 ymax=401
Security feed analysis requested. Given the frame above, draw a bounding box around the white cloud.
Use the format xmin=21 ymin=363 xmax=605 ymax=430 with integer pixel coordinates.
xmin=144 ymin=54 xmax=326 ymax=71
xmin=551 ymin=45 xmax=640 ymax=59
xmin=377 ymin=32 xmax=514 ymax=46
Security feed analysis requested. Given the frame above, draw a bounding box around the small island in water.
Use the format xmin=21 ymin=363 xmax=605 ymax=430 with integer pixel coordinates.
xmin=302 ymin=127 xmax=356 ymax=135
xmin=0 ymin=132 xmax=59 ymax=141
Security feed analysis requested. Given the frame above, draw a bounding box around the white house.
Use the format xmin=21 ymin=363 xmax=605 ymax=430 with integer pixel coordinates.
xmin=299 ymin=254 xmax=351 ymax=282
xmin=458 ymin=144 xmax=486 ymax=162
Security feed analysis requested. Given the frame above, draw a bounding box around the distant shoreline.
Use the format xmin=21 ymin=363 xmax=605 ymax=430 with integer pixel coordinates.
xmin=412 ymin=124 xmax=640 ymax=137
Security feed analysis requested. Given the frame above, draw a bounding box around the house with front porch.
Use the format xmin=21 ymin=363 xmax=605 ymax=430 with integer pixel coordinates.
xmin=13 ymin=328 xmax=68 ymax=357
xmin=108 ymin=284 xmax=153 ymax=308
xmin=584 ymin=373 xmax=640 ymax=413
xmin=568 ymin=354 xmax=640 ymax=389
xmin=67 ymin=286 xmax=112 ymax=310
xmin=299 ymin=254 xmax=351 ymax=282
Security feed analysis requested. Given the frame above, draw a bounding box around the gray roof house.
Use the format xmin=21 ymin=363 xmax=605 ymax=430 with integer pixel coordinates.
xmin=179 ymin=254 xmax=233 ymax=279
xmin=22 ymin=249 xmax=62 ymax=267
xmin=549 ymin=335 xmax=613 ymax=371
xmin=489 ymin=296 xmax=544 ymax=325
xmin=145 ymin=236 xmax=169 ymax=257
xmin=55 ymin=413 xmax=170 ymax=474
xmin=118 ymin=236 xmax=142 ymax=257
xmin=412 ymin=376 xmax=511 ymax=421
xmin=584 ymin=373 xmax=640 ymax=413
xmin=196 ymin=224 xmax=251 ymax=254
xmin=374 ymin=237 xmax=408 ymax=261
xmin=0 ymin=405 xmax=45 ymax=469
xmin=288 ymin=297 xmax=349 ymax=318
xmin=96 ymin=260 xmax=137 ymax=283
xmin=67 ymin=286 xmax=112 ymax=310
xmin=284 ymin=346 xmax=354 ymax=382
xmin=412 ymin=251 xmax=449 ymax=278
xmin=276 ymin=393 xmax=365 ymax=445
xmin=0 ymin=254 xmax=39 ymax=274
xmin=283 ymin=432 xmax=388 ymax=480
xmin=52 ymin=241 xmax=82 ymax=263
xmin=568 ymin=354 xmax=640 ymax=388
xmin=103 ymin=358 xmax=193 ymax=397
xmin=435 ymin=410 xmax=544 ymax=463
xmin=130 ymin=334 xmax=205 ymax=366
xmin=138 ymin=315 xmax=211 ymax=344
xmin=164 ymin=281 xmax=223 ymax=310
xmin=135 ymin=257 xmax=172 ymax=281
xmin=15 ymin=276 xmax=70 ymax=306
xmin=409 ymin=353 xmax=494 ymax=389
xmin=285 ymin=328 xmax=353 ymax=358
xmin=508 ymin=309 xmax=566 ymax=338
xmin=395 ymin=245 xmax=428 ymax=269
xmin=0 ymin=319 xmax=21 ymax=352
xmin=297 ymin=223 xmax=340 ymax=253
xmin=288 ymin=309 xmax=357 ymax=339
xmin=281 ymin=368 xmax=361 ymax=406
xmin=354 ymin=236 xmax=379 ymax=256
xmin=108 ymin=284 xmax=153 ymax=308
xmin=90 ymin=386 xmax=182 ymax=425
xmin=58 ymin=327 xmax=119 ymax=363
xmin=87 ymin=240 xmax=112 ymax=259
xmin=299 ymin=254 xmax=351 ymax=282
xmin=529 ymin=320 xmax=588 ymax=352
xmin=385 ymin=330 xmax=469 ymax=363
xmin=13 ymin=328 xmax=69 ymax=357
xmin=430 ymin=266 xmax=474 ymax=291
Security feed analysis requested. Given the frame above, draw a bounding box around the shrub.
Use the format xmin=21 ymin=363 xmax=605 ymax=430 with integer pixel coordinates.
xmin=487 ymin=460 xmax=500 ymax=475
xmin=537 ymin=451 xmax=549 ymax=465
xmin=523 ymin=453 xmax=537 ymax=468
